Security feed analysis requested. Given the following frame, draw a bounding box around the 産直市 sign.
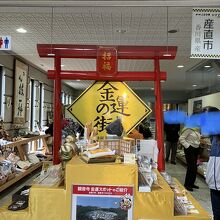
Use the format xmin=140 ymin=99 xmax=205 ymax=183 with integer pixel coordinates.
xmin=67 ymin=81 xmax=152 ymax=136
xmin=191 ymin=8 xmax=220 ymax=59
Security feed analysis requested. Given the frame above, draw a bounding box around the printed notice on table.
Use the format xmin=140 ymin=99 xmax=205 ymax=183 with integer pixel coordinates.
xmin=71 ymin=184 xmax=134 ymax=220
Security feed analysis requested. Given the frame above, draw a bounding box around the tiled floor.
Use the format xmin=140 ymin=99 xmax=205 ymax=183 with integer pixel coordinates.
xmin=166 ymin=160 xmax=213 ymax=217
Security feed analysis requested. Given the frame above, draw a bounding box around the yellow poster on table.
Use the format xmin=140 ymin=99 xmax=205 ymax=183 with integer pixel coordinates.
xmin=67 ymin=81 xmax=151 ymax=136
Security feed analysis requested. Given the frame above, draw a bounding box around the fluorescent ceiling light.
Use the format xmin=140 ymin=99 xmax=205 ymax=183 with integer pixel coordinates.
xmin=192 ymin=84 xmax=197 ymax=87
xmin=76 ymin=79 xmax=81 ymax=81
xmin=150 ymin=87 xmax=154 ymax=90
xmin=161 ymin=80 xmax=165 ymax=82
xmin=218 ymin=74 xmax=220 ymax=76
xmin=61 ymin=64 xmax=64 ymax=67
xmin=116 ymin=29 xmax=127 ymax=33
xmin=16 ymin=28 xmax=27 ymax=33
xmin=47 ymin=53 xmax=55 ymax=56
xmin=204 ymin=65 xmax=211 ymax=68
xmin=177 ymin=65 xmax=184 ymax=68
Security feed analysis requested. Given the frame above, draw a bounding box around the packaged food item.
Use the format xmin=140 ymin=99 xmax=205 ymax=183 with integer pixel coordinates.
xmin=85 ymin=143 xmax=99 ymax=151
xmin=83 ymin=148 xmax=115 ymax=158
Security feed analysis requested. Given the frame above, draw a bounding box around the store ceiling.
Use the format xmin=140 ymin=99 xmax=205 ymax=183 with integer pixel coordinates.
xmin=0 ymin=2 xmax=220 ymax=91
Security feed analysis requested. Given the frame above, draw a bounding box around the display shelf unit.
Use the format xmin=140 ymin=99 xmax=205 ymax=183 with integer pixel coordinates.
xmin=1 ymin=134 xmax=50 ymax=160
xmin=0 ymin=134 xmax=51 ymax=193
xmin=0 ymin=162 xmax=42 ymax=193
xmin=173 ymin=178 xmax=210 ymax=218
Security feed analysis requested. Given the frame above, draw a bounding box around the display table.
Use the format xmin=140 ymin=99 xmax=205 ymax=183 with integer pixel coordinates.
xmin=0 ymin=186 xmax=66 ymax=220
xmin=66 ymin=157 xmax=174 ymax=219
xmin=0 ymin=156 xmax=211 ymax=220
xmin=173 ymin=178 xmax=210 ymax=220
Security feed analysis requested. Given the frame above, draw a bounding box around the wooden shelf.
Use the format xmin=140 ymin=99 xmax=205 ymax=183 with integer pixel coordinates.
xmin=0 ymin=134 xmax=52 ymax=192
xmin=2 ymin=134 xmax=50 ymax=148
xmin=0 ymin=162 xmax=42 ymax=193
xmin=0 ymin=155 xmax=53 ymax=193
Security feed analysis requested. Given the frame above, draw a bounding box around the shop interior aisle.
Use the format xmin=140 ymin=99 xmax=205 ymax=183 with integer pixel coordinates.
xmin=166 ymin=161 xmax=212 ymax=216
xmin=0 ymin=160 xmax=213 ymax=218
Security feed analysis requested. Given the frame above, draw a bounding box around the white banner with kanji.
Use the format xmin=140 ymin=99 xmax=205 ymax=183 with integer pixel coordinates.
xmin=191 ymin=8 xmax=220 ymax=59
xmin=71 ymin=184 xmax=134 ymax=220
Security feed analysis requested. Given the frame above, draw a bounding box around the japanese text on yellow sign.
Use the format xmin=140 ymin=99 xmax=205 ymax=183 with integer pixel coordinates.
xmin=67 ymin=81 xmax=152 ymax=136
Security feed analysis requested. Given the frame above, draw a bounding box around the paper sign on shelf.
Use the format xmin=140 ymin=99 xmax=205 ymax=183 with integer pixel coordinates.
xmin=137 ymin=139 xmax=158 ymax=163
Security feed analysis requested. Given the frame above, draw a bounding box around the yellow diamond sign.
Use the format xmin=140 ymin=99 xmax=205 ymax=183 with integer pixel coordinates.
xmin=67 ymin=81 xmax=152 ymax=136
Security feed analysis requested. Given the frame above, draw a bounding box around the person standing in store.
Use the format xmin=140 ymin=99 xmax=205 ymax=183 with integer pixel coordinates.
xmin=164 ymin=123 xmax=180 ymax=165
xmin=204 ymin=106 xmax=220 ymax=220
xmin=179 ymin=127 xmax=201 ymax=191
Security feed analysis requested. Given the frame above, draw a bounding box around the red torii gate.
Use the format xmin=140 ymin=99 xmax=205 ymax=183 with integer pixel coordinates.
xmin=37 ymin=44 xmax=177 ymax=171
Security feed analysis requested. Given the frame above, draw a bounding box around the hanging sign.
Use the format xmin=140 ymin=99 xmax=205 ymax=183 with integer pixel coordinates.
xmin=97 ymin=47 xmax=118 ymax=75
xmin=67 ymin=81 xmax=152 ymax=136
xmin=13 ymin=60 xmax=28 ymax=124
xmin=191 ymin=8 xmax=220 ymax=59
xmin=71 ymin=184 xmax=134 ymax=220
xmin=0 ymin=36 xmax=11 ymax=50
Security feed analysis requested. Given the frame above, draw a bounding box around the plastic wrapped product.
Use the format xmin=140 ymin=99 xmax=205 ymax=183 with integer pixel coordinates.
xmin=83 ymin=148 xmax=115 ymax=158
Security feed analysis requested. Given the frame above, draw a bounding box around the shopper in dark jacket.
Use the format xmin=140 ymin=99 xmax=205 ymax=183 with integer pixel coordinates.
xmin=164 ymin=123 xmax=180 ymax=164
xmin=204 ymin=106 xmax=220 ymax=220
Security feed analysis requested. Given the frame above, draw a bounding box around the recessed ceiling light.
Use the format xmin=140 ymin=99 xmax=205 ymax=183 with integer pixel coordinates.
xmin=204 ymin=65 xmax=211 ymax=68
xmin=177 ymin=65 xmax=184 ymax=68
xmin=16 ymin=28 xmax=27 ymax=33
xmin=192 ymin=84 xmax=197 ymax=87
xmin=163 ymin=53 xmax=172 ymax=57
xmin=47 ymin=53 xmax=55 ymax=56
xmin=116 ymin=29 xmax=127 ymax=34
xmin=168 ymin=29 xmax=178 ymax=34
